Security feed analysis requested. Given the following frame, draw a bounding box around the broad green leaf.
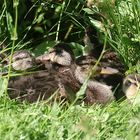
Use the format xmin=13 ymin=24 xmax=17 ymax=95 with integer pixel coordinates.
xmin=34 ymin=26 xmax=44 ymax=33
xmin=76 ymin=79 xmax=88 ymax=99
xmin=33 ymin=41 xmax=59 ymax=56
xmin=6 ymin=12 xmax=16 ymax=40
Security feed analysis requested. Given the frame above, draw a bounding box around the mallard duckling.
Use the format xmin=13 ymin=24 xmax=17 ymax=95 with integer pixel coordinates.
xmin=101 ymin=51 xmax=125 ymax=74
xmin=75 ymin=55 xmax=115 ymax=104
xmin=123 ymin=73 xmax=140 ymax=103
xmin=11 ymin=50 xmax=35 ymax=71
xmin=36 ymin=42 xmax=79 ymax=99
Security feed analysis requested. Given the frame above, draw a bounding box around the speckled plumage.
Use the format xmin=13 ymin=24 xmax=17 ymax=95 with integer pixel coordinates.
xmin=12 ymin=50 xmax=35 ymax=71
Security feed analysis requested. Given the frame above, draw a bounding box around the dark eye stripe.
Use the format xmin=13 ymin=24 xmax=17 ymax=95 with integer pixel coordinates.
xmin=125 ymin=80 xmax=132 ymax=87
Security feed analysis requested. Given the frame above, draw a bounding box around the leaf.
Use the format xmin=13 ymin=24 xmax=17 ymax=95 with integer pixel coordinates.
xmin=83 ymin=8 xmax=95 ymax=15
xmin=70 ymin=42 xmax=83 ymax=57
xmin=34 ymin=26 xmax=44 ymax=33
xmin=89 ymin=17 xmax=105 ymax=32
xmin=6 ymin=12 xmax=14 ymax=39
xmin=36 ymin=13 xmax=45 ymax=24
xmin=33 ymin=41 xmax=59 ymax=56
xmin=76 ymin=79 xmax=88 ymax=99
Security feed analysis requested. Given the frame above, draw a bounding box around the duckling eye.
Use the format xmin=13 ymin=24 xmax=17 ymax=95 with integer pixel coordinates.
xmin=56 ymin=48 xmax=62 ymax=54
xmin=14 ymin=55 xmax=27 ymax=61
xmin=14 ymin=57 xmax=20 ymax=61
xmin=80 ymin=65 xmax=89 ymax=72
xmin=81 ymin=67 xmax=86 ymax=71
xmin=125 ymin=80 xmax=132 ymax=87
xmin=26 ymin=60 xmax=32 ymax=64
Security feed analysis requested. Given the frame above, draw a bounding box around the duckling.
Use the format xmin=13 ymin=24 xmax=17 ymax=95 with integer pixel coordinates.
xmin=101 ymin=51 xmax=125 ymax=74
xmin=75 ymin=55 xmax=115 ymax=104
xmin=75 ymin=55 xmax=120 ymax=81
xmin=123 ymin=73 xmax=140 ymax=103
xmin=92 ymin=50 xmax=125 ymax=100
xmin=36 ymin=42 xmax=79 ymax=98
xmin=11 ymin=50 xmax=35 ymax=71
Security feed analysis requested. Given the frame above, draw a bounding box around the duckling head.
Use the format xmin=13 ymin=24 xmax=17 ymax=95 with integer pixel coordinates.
xmin=75 ymin=56 xmax=101 ymax=83
xmin=12 ymin=50 xmax=35 ymax=71
xmin=75 ymin=55 xmax=119 ymax=84
xmin=49 ymin=43 xmax=74 ymax=66
xmin=83 ymin=26 xmax=103 ymax=58
xmin=36 ymin=43 xmax=75 ymax=68
xmin=123 ymin=74 xmax=140 ymax=103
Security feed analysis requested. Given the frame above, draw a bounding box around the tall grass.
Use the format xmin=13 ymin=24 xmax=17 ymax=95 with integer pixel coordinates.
xmin=0 ymin=0 xmax=140 ymax=139
xmin=104 ymin=0 xmax=140 ymax=68
xmin=84 ymin=0 xmax=140 ymax=70
xmin=0 ymin=98 xmax=140 ymax=140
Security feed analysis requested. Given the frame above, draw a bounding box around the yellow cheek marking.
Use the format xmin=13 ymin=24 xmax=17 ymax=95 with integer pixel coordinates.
xmin=50 ymin=52 xmax=56 ymax=62
xmin=126 ymin=84 xmax=139 ymax=99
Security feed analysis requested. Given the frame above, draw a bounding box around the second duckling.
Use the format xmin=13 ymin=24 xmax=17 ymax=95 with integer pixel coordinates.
xmin=75 ymin=55 xmax=115 ymax=105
